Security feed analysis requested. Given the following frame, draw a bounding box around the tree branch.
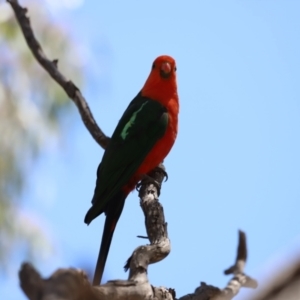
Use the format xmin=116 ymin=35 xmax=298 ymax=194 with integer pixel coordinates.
xmin=124 ymin=164 xmax=171 ymax=278
xmin=7 ymin=0 xmax=110 ymax=149
xmin=9 ymin=1 xmax=258 ymax=300
xmin=18 ymin=229 xmax=256 ymax=300
xmin=18 ymin=204 xmax=257 ymax=300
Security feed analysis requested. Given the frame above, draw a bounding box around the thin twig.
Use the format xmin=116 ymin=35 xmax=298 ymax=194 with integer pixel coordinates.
xmin=219 ymin=230 xmax=258 ymax=299
xmin=7 ymin=0 xmax=110 ymax=149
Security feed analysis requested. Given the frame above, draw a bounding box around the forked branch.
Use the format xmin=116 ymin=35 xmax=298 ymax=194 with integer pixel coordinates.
xmin=18 ymin=229 xmax=257 ymax=300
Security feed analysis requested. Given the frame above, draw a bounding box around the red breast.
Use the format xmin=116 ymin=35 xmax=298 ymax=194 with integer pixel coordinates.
xmin=123 ymin=55 xmax=179 ymax=193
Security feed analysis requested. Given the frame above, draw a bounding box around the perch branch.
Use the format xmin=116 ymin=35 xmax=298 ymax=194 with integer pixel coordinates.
xmin=124 ymin=163 xmax=171 ymax=279
xmin=7 ymin=0 xmax=110 ymax=149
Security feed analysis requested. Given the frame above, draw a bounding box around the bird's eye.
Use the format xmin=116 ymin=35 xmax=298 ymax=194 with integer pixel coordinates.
xmin=152 ymin=63 xmax=155 ymax=69
xmin=174 ymin=66 xmax=177 ymax=72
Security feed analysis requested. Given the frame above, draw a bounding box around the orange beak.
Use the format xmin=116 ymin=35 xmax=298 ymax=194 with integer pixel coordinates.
xmin=160 ymin=62 xmax=172 ymax=78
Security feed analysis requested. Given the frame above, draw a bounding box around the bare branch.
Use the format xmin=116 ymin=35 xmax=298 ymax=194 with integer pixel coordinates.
xmin=216 ymin=230 xmax=257 ymax=299
xmin=9 ymin=2 xmax=259 ymax=300
xmin=19 ymin=263 xmax=98 ymax=300
xmin=224 ymin=230 xmax=247 ymax=275
xmin=124 ymin=164 xmax=170 ymax=279
xmin=19 ymin=263 xmax=44 ymax=300
xmin=7 ymin=0 xmax=110 ymax=149
xmin=17 ymin=167 xmax=258 ymax=300
xmin=20 ymin=238 xmax=300 ymax=300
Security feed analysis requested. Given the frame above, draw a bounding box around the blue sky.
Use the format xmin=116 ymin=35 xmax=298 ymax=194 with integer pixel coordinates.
xmin=1 ymin=0 xmax=300 ymax=299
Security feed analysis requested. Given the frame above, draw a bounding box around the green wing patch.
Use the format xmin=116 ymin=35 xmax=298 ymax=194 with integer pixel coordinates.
xmin=120 ymin=101 xmax=148 ymax=140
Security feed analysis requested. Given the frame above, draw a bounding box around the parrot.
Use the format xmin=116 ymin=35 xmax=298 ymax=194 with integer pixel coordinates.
xmin=84 ymin=55 xmax=179 ymax=285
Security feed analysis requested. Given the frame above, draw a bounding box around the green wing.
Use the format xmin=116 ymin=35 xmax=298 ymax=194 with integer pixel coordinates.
xmin=91 ymin=93 xmax=168 ymax=213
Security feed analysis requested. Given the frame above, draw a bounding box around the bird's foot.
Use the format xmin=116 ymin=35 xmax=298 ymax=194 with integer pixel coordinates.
xmin=136 ymin=164 xmax=168 ymax=196
xmin=150 ymin=165 xmax=168 ymax=182
xmin=136 ymin=174 xmax=161 ymax=192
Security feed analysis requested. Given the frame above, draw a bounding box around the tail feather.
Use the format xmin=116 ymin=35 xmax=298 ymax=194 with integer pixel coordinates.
xmin=92 ymin=190 xmax=127 ymax=285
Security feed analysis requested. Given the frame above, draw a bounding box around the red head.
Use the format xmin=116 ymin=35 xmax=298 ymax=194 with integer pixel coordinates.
xmin=141 ymin=55 xmax=178 ymax=105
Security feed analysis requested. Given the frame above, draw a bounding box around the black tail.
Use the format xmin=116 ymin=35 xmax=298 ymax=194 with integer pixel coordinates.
xmin=92 ymin=191 xmax=127 ymax=285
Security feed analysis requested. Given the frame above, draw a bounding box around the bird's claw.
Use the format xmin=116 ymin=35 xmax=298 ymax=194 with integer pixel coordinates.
xmin=136 ymin=174 xmax=161 ymax=192
xmin=148 ymin=165 xmax=168 ymax=182
xmin=158 ymin=167 xmax=168 ymax=182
